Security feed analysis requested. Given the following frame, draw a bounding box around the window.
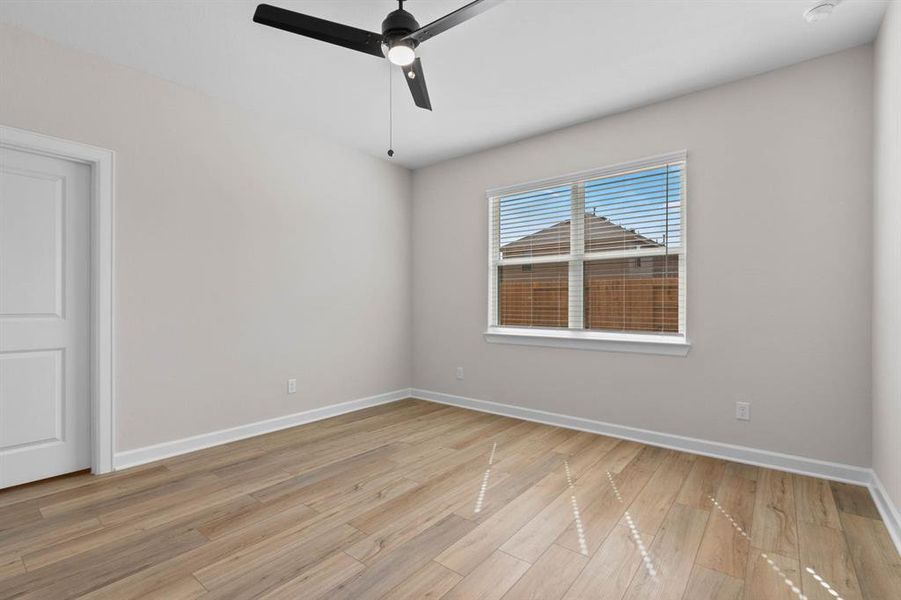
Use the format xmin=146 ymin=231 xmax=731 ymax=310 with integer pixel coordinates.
xmin=486 ymin=152 xmax=688 ymax=354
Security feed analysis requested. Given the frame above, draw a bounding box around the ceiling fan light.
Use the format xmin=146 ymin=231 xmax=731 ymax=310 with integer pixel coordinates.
xmin=387 ymin=44 xmax=416 ymax=66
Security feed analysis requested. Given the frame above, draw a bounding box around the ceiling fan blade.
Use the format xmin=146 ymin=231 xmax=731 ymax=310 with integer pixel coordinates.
xmin=404 ymin=0 xmax=504 ymax=45
xmin=253 ymin=4 xmax=384 ymax=58
xmin=402 ymin=58 xmax=432 ymax=111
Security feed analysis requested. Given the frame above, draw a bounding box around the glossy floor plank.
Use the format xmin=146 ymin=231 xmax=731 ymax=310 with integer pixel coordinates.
xmin=1 ymin=398 xmax=899 ymax=599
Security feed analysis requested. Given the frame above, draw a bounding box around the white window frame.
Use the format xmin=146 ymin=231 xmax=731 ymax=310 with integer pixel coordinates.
xmin=484 ymin=150 xmax=690 ymax=356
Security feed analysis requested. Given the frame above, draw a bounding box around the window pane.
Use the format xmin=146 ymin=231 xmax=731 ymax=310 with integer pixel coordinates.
xmin=584 ymin=165 xmax=682 ymax=254
xmin=499 ymin=262 xmax=568 ymax=328
xmin=499 ymin=186 xmax=571 ymax=258
xmin=584 ymin=256 xmax=679 ymax=333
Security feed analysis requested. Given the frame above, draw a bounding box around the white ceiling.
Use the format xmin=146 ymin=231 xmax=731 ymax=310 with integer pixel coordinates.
xmin=0 ymin=0 xmax=888 ymax=168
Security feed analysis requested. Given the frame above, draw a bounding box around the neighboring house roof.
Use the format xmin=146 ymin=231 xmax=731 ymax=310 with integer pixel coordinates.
xmin=501 ymin=213 xmax=663 ymax=258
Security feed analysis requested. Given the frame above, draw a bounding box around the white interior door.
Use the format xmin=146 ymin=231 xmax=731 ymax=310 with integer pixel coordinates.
xmin=0 ymin=147 xmax=91 ymax=489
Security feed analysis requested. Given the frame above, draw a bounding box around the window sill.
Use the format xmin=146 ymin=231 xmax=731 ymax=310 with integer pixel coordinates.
xmin=483 ymin=327 xmax=691 ymax=356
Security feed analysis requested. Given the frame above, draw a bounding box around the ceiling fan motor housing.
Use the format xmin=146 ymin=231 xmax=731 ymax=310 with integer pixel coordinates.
xmin=381 ymin=8 xmax=420 ymax=51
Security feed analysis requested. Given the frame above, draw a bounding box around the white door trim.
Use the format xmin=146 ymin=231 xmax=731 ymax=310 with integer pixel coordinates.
xmin=0 ymin=125 xmax=115 ymax=475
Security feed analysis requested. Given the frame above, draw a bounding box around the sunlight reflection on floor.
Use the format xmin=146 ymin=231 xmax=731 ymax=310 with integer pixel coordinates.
xmin=564 ymin=460 xmax=589 ymax=556
xmin=473 ymin=442 xmax=497 ymax=514
xmin=707 ymin=494 xmax=844 ymax=600
xmin=607 ymin=471 xmax=656 ymax=577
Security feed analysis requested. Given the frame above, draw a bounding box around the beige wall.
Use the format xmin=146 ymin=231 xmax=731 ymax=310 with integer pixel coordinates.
xmin=412 ymin=46 xmax=874 ymax=466
xmin=873 ymin=2 xmax=901 ymax=511
xmin=0 ymin=25 xmax=413 ymax=451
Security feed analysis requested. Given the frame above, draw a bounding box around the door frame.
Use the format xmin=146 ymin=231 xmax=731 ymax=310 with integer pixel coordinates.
xmin=1 ymin=125 xmax=115 ymax=475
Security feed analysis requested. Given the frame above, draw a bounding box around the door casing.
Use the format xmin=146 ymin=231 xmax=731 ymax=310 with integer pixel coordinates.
xmin=1 ymin=125 xmax=115 ymax=476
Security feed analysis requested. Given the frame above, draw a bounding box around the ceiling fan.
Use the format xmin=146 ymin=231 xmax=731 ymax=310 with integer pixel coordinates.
xmin=253 ymin=0 xmax=504 ymax=111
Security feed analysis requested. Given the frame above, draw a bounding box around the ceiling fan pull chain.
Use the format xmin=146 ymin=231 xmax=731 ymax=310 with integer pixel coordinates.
xmin=387 ymin=61 xmax=395 ymax=158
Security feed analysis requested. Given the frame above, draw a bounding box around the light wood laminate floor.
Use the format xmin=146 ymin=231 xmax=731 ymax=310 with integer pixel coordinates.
xmin=1 ymin=399 xmax=899 ymax=599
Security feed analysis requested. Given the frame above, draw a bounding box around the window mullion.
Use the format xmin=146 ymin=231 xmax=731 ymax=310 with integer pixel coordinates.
xmin=569 ymin=182 xmax=585 ymax=330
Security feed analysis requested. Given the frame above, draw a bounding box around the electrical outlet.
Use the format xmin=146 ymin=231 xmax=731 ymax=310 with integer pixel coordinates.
xmin=287 ymin=378 xmax=297 ymax=394
xmin=735 ymin=401 xmax=750 ymax=421
xmin=455 ymin=367 xmax=464 ymax=380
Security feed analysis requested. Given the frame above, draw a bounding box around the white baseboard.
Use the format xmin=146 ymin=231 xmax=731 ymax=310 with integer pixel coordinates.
xmin=411 ymin=388 xmax=873 ymax=486
xmin=870 ymin=470 xmax=901 ymax=555
xmin=113 ymin=388 xmax=412 ymax=470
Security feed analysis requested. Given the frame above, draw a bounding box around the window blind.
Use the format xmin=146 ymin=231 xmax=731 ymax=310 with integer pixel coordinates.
xmin=488 ymin=152 xmax=686 ymax=338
